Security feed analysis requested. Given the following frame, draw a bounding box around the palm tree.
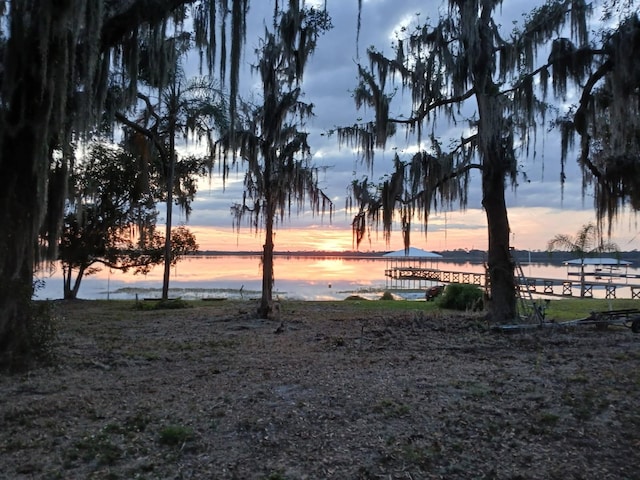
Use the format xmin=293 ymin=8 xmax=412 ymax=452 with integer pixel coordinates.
xmin=547 ymin=223 xmax=619 ymax=297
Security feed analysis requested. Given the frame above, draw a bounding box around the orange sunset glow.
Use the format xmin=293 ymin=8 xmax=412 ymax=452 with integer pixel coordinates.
xmin=187 ymin=206 xmax=639 ymax=253
xmin=65 ymin=254 xmax=387 ymax=290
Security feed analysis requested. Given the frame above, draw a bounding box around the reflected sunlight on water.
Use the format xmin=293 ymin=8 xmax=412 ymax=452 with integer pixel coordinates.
xmin=34 ymin=255 xmax=393 ymax=301
xmin=33 ymin=255 xmax=640 ymax=301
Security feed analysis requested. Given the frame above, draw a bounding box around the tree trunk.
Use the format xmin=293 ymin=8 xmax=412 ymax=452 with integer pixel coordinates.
xmin=0 ymin=143 xmax=39 ymax=366
xmin=0 ymin=9 xmax=57 ymax=367
xmin=63 ymin=264 xmax=86 ymax=300
xmin=482 ymin=162 xmax=516 ymax=323
xmin=259 ymin=210 xmax=275 ymax=318
xmin=161 ymin=170 xmax=174 ymax=301
xmin=161 ymin=101 xmax=177 ymax=301
xmin=63 ymin=265 xmax=73 ymax=300
xmin=471 ymin=5 xmax=517 ymax=324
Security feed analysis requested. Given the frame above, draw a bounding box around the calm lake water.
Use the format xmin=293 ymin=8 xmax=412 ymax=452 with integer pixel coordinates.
xmin=34 ymin=255 xmax=640 ymax=301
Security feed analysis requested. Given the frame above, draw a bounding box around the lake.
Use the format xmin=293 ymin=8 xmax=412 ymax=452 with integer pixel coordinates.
xmin=33 ymin=254 xmax=640 ymax=301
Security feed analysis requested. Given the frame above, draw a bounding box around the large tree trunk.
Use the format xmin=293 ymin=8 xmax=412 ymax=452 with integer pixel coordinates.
xmin=0 ymin=8 xmax=58 ymax=367
xmin=482 ymin=161 xmax=516 ymax=323
xmin=0 ymin=134 xmax=41 ymax=366
xmin=472 ymin=5 xmax=517 ymax=324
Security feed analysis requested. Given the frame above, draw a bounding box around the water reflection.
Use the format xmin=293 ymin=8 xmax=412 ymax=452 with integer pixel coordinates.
xmin=33 ymin=255 xmax=640 ymax=301
xmin=34 ymin=255 xmax=392 ymax=301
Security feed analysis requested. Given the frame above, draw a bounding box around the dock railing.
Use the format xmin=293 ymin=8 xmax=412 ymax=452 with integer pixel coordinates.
xmin=384 ymin=265 xmax=640 ymax=300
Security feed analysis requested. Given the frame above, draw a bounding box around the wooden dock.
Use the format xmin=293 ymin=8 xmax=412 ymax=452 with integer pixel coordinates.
xmin=385 ymin=266 xmax=640 ymax=299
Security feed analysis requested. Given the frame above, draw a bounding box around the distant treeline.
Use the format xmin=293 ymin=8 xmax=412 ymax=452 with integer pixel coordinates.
xmin=192 ymin=249 xmax=640 ymax=266
xmin=443 ymin=249 xmax=640 ymax=266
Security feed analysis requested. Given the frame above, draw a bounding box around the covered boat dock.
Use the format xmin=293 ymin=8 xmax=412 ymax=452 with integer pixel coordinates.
xmin=383 ymin=247 xmax=443 ymax=290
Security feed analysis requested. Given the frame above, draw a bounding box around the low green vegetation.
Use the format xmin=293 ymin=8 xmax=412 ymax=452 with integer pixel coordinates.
xmin=266 ymin=470 xmax=288 ymax=480
xmin=134 ymin=298 xmax=192 ymax=310
xmin=4 ymin=299 xmax=61 ymax=371
xmin=27 ymin=301 xmax=59 ymax=365
xmin=373 ymin=399 xmax=411 ymax=418
xmin=343 ymin=295 xmax=368 ymax=301
xmin=40 ymin=296 xmax=638 ymax=325
xmin=542 ymin=298 xmax=639 ymax=322
xmin=437 ymin=283 xmax=484 ymax=311
xmin=66 ymin=432 xmax=123 ymax=467
xmin=379 ymin=291 xmax=395 ymax=301
xmin=158 ymin=424 xmax=194 ymax=446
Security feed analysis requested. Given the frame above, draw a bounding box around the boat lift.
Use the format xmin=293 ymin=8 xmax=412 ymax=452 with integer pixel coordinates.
xmin=498 ymin=253 xmax=640 ymax=334
xmin=496 ymin=307 xmax=640 ymax=334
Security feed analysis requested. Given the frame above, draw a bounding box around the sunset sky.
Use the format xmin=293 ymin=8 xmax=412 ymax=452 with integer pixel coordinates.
xmin=165 ymin=0 xmax=639 ymax=253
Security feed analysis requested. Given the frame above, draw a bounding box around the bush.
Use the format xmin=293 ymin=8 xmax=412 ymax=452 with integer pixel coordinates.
xmin=379 ymin=291 xmax=395 ymax=301
xmin=133 ymin=298 xmax=191 ymax=310
xmin=344 ymin=295 xmax=367 ymax=301
xmin=437 ymin=283 xmax=484 ymax=311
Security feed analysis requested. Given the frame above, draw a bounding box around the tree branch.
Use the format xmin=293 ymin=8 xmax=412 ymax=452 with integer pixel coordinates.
xmin=136 ymin=92 xmax=163 ymax=129
xmin=574 ymin=59 xmax=614 ymax=181
xmin=101 ymin=0 xmax=194 ymax=50
xmin=115 ymin=111 xmax=169 ymax=161
xmin=389 ymin=88 xmax=476 ymax=126
xmin=398 ymin=161 xmax=483 ymax=206
xmin=499 ymin=48 xmax=607 ymax=98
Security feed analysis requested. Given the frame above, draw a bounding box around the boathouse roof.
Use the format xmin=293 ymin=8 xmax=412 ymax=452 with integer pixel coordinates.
xmin=383 ymin=247 xmax=443 ymax=258
xmin=563 ymin=257 xmax=632 ymax=266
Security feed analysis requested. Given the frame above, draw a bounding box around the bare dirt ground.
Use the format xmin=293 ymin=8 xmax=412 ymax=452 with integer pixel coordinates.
xmin=1 ymin=299 xmax=639 ymax=479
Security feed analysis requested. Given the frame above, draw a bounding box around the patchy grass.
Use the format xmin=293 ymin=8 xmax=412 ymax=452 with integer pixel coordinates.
xmin=543 ymin=298 xmax=639 ymax=321
xmin=372 ymin=399 xmax=411 ymax=418
xmin=158 ymin=425 xmax=194 ymax=446
xmin=66 ymin=431 xmax=123 ymax=467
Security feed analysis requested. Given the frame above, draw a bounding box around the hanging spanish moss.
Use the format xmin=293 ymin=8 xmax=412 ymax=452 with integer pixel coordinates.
xmin=557 ymin=12 xmax=640 ymax=234
xmin=341 ymin=0 xmax=592 ymax=323
xmin=221 ymin=3 xmax=332 ymax=318
xmin=0 ymin=0 xmax=250 ymax=367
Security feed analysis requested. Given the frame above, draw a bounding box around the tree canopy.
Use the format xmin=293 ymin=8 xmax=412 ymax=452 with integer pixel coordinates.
xmin=341 ymin=0 xmax=640 ymax=321
xmin=59 ymin=144 xmax=199 ymax=300
xmin=557 ymin=8 xmax=640 ymax=230
xmin=0 ymin=0 xmax=248 ymax=368
xmin=547 ymin=222 xmax=619 ymax=258
xmin=118 ymin=64 xmax=228 ymax=299
xmin=547 ymin=221 xmax=620 ymax=296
